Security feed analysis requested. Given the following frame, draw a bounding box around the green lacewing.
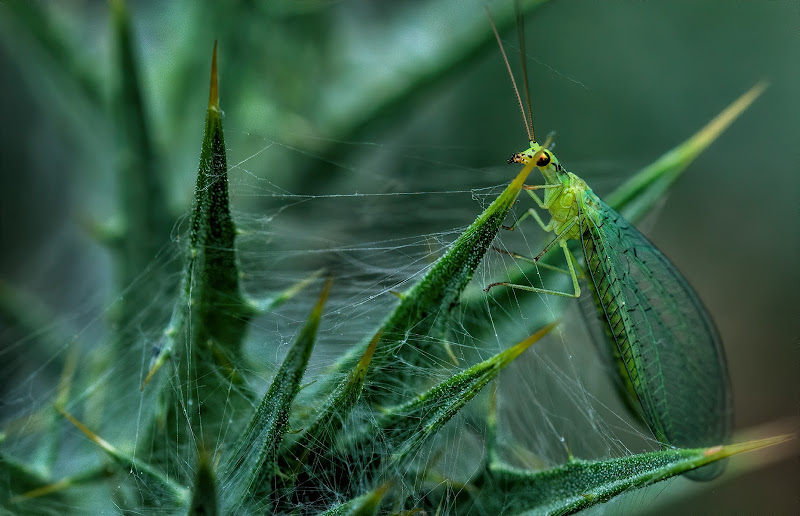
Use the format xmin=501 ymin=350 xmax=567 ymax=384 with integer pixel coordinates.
xmin=484 ymin=6 xmax=738 ymax=481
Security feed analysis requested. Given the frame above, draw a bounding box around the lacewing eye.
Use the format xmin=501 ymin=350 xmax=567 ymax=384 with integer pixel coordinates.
xmin=536 ymin=152 xmax=551 ymax=167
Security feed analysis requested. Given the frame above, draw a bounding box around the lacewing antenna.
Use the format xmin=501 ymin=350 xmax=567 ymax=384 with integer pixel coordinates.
xmin=515 ymin=0 xmax=535 ymax=141
xmin=486 ymin=6 xmax=534 ymax=143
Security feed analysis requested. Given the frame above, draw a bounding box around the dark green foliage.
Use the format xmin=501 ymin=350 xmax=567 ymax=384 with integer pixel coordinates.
xmin=463 ymin=436 xmax=787 ymax=515
xmin=109 ymin=0 xmax=171 ymax=323
xmin=0 ymin=2 xmax=788 ymax=515
xmin=221 ymin=279 xmax=331 ymax=512
xmin=138 ymin=44 xmax=256 ymax=471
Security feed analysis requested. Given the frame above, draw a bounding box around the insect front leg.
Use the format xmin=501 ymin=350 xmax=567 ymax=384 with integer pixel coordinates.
xmin=503 ymin=207 xmax=552 ymax=232
xmin=503 ymin=184 xmax=562 ymax=231
xmin=523 ymin=183 xmax=563 ymax=209
xmin=485 ymin=219 xmax=581 ymax=298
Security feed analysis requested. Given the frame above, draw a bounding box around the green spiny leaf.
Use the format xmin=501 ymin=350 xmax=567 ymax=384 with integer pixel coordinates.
xmin=384 ymin=322 xmax=556 ymax=465
xmin=319 ymin=323 xmax=555 ymax=505
xmin=273 ymin=331 xmax=381 ymax=512
xmin=221 ymin=278 xmax=332 ymax=512
xmin=608 ymin=81 xmax=767 ymax=221
xmin=186 ymin=40 xmax=254 ymax=356
xmin=141 ymin=43 xmax=255 ymax=453
xmin=467 ymin=435 xmax=790 ymax=515
xmin=284 ymin=331 xmax=380 ymax=465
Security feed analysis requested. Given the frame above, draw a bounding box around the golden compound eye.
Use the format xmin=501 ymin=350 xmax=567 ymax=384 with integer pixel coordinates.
xmin=536 ymin=151 xmax=551 ymax=167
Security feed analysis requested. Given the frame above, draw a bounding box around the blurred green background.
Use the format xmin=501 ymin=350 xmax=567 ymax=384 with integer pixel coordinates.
xmin=0 ymin=0 xmax=797 ymax=513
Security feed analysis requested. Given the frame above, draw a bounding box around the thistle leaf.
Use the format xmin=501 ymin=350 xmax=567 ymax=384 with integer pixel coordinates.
xmin=468 ymin=435 xmax=790 ymax=515
xmin=284 ymin=331 xmax=381 ymax=465
xmin=221 ymin=279 xmax=332 ymax=512
xmin=184 ymin=40 xmax=254 ymax=356
xmin=385 ymin=322 xmax=556 ymax=465
xmin=321 ymin=323 xmax=555 ymax=505
xmin=607 ymin=81 xmax=767 ymax=221
xmin=141 ymin=43 xmax=255 ymax=450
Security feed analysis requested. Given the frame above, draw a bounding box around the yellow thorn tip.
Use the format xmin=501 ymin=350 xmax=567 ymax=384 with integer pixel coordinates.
xmin=55 ymin=405 xmax=115 ymax=454
xmin=509 ymin=159 xmax=537 ymax=194
xmin=140 ymin=358 xmax=161 ymax=390
xmin=209 ymin=41 xmax=219 ymax=110
xmin=310 ymin=276 xmax=335 ymax=320
xmin=689 ymin=80 xmax=768 ymax=152
xmin=719 ymin=433 xmax=794 ymax=457
xmin=358 ymin=330 xmax=381 ymax=369
xmin=504 ymin=320 xmax=559 ymax=364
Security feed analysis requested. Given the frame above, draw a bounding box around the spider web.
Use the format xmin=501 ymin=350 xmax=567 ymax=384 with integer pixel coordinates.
xmin=0 ymin=126 xmax=671 ymax=514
